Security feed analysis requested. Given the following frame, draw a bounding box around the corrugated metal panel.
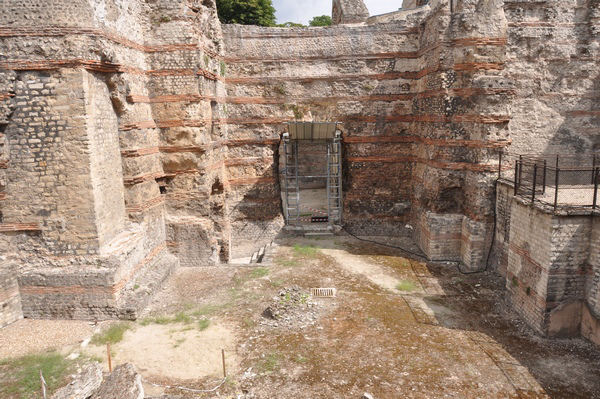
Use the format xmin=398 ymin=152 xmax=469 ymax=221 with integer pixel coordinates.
xmin=287 ymin=122 xmax=337 ymax=140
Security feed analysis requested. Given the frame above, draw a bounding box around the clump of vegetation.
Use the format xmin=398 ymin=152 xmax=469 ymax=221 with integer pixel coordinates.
xmin=250 ymin=267 xmax=269 ymax=278
xmin=309 ymin=15 xmax=332 ymax=26
xmin=216 ymin=0 xmax=276 ymax=26
xmin=0 ymin=352 xmax=74 ymax=398
xmin=220 ymin=60 xmax=226 ymax=76
xmin=395 ymin=280 xmax=417 ymax=292
xmin=140 ymin=304 xmax=222 ymax=332
xmin=197 ymin=319 xmax=210 ymax=331
xmin=293 ymin=244 xmax=318 ymax=258
xmin=273 ymin=84 xmax=287 ymax=96
xmin=258 ymin=352 xmax=279 ymax=373
xmin=276 ymin=21 xmax=305 ymax=27
xmin=91 ymin=322 xmax=132 ymax=345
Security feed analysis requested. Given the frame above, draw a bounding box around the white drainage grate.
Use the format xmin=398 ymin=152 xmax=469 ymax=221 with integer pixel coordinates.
xmin=310 ymin=287 xmax=336 ymax=298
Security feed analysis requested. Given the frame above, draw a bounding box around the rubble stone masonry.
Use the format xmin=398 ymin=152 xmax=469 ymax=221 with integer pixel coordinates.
xmin=0 ymin=0 xmax=598 ymax=345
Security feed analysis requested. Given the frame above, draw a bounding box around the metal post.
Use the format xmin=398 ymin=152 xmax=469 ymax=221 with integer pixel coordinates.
xmin=107 ymin=343 xmax=112 ymax=372
xmin=593 ymin=167 xmax=599 ymax=210
xmin=282 ymin=137 xmax=289 ymax=225
xmin=498 ymin=150 xmax=503 ymax=179
xmin=518 ymin=155 xmax=523 ymax=194
xmin=542 ymin=159 xmax=547 ymax=194
xmin=554 ymin=167 xmax=560 ymax=213
xmin=222 ymin=349 xmax=227 ymax=378
xmin=532 ymin=163 xmax=537 ymax=203
xmin=514 ymin=160 xmax=519 ymax=196
xmin=592 ymin=154 xmax=597 ymax=185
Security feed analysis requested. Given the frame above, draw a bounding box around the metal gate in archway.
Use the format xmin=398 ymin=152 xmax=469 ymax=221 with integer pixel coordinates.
xmin=282 ymin=122 xmax=342 ymax=227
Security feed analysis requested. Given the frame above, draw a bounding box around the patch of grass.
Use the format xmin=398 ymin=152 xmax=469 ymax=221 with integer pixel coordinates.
xmin=220 ymin=60 xmax=226 ymax=76
xmin=173 ymin=312 xmax=193 ymax=324
xmin=133 ymin=284 xmax=139 ymax=290
xmin=273 ymin=84 xmax=287 ymax=96
xmin=277 ymin=258 xmax=299 ymax=268
xmin=173 ymin=338 xmax=186 ymax=348
xmin=197 ymin=319 xmax=210 ymax=331
xmin=258 ymin=352 xmax=279 ymax=373
xmin=293 ymin=244 xmax=318 ymax=257
xmin=0 ymin=352 xmax=74 ymax=398
xmin=242 ymin=317 xmax=255 ymax=328
xmin=395 ymin=280 xmax=417 ymax=292
xmin=191 ymin=304 xmax=223 ymax=317
xmin=91 ymin=322 xmax=132 ymax=345
xmin=250 ymin=267 xmax=269 ymax=279
xmin=269 ymin=278 xmax=284 ymax=288
xmin=293 ymin=354 xmax=308 ymax=364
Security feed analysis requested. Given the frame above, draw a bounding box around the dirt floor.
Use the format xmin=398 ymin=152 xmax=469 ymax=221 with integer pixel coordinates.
xmin=2 ymin=235 xmax=600 ymax=398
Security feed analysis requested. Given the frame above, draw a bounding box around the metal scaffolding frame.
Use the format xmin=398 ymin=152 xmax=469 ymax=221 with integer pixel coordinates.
xmin=282 ymin=125 xmax=342 ymax=227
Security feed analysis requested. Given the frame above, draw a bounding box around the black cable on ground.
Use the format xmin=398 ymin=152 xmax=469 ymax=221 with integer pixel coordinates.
xmin=341 ymin=178 xmax=499 ymax=276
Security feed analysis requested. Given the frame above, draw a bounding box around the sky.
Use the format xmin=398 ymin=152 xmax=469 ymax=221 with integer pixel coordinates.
xmin=273 ymin=0 xmax=402 ymax=25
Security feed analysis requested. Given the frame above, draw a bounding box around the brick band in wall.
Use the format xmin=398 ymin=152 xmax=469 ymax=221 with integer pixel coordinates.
xmin=120 ymin=113 xmax=509 ymax=131
xmin=347 ymin=156 xmax=499 ymax=172
xmin=19 ymin=243 xmax=167 ymax=296
xmin=0 ymin=60 xmax=221 ymax=81
xmin=123 ymin=171 xmax=165 ymax=185
xmin=0 ymin=26 xmax=219 ymax=57
xmin=125 ymin=195 xmax=165 ymax=214
xmin=0 ymin=223 xmax=41 ymax=232
xmin=126 ymin=87 xmax=515 ymax=105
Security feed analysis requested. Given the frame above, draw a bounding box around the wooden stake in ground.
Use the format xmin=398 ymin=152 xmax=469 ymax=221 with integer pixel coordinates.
xmin=221 ymin=348 xmax=226 ymax=378
xmin=40 ymin=369 xmax=47 ymax=399
xmin=107 ymin=343 xmax=112 ymax=372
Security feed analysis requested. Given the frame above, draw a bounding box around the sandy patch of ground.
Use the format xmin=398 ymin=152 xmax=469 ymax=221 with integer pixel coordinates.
xmin=83 ymin=321 xmax=237 ymax=381
xmin=320 ymin=246 xmax=405 ymax=292
xmin=0 ymin=319 xmax=94 ymax=359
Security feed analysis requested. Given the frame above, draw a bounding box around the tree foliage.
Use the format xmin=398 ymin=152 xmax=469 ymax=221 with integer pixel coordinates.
xmin=216 ymin=0 xmax=276 ymax=26
xmin=276 ymin=22 xmax=305 ymax=28
xmin=309 ymin=15 xmax=332 ymax=27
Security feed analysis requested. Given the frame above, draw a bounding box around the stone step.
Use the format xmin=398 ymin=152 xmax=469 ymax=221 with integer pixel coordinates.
xmin=116 ymin=251 xmax=178 ymax=320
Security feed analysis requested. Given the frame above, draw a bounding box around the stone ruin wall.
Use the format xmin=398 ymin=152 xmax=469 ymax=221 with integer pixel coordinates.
xmin=0 ymin=0 xmax=599 ymax=344
xmin=0 ymin=0 xmax=227 ymax=320
xmin=222 ymin=0 xmax=511 ymax=270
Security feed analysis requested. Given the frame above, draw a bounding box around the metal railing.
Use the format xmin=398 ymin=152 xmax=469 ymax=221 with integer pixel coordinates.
xmin=499 ymin=153 xmax=600 ymax=213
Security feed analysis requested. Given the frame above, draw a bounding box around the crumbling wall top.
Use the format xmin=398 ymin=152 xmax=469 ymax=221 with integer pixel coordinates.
xmin=332 ymin=0 xmax=369 ymax=25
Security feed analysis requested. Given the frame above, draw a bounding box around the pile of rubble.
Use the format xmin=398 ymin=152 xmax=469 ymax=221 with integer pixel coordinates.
xmin=260 ymin=286 xmax=319 ymax=329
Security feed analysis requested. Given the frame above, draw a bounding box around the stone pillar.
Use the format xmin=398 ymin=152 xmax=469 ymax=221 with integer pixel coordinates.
xmin=332 ymin=0 xmax=369 ymax=25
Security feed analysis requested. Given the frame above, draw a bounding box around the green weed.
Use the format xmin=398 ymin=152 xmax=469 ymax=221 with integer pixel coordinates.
xmin=0 ymin=352 xmax=74 ymax=398
xmin=91 ymin=322 xmax=132 ymax=345
xmin=395 ymin=280 xmax=417 ymax=292
xmin=250 ymin=267 xmax=269 ymax=278
xmin=197 ymin=319 xmax=210 ymax=331
xmin=293 ymin=244 xmax=318 ymax=257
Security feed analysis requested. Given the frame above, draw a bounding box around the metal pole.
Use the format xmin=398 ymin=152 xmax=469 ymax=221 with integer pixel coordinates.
xmin=592 ymin=154 xmax=597 ymax=185
xmin=107 ymin=343 xmax=112 ymax=372
xmin=593 ymin=167 xmax=599 ymax=210
xmin=532 ymin=163 xmax=537 ymax=203
xmin=514 ymin=160 xmax=519 ymax=196
xmin=283 ymin=138 xmax=289 ymax=225
xmin=542 ymin=159 xmax=547 ymax=194
xmin=517 ymin=155 xmax=523 ymax=195
xmin=554 ymin=167 xmax=560 ymax=213
xmin=222 ymin=349 xmax=227 ymax=378
xmin=498 ymin=150 xmax=503 ymax=179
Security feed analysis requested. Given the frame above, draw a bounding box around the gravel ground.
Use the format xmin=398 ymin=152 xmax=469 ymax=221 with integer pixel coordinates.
xmin=0 ymin=319 xmax=95 ymax=359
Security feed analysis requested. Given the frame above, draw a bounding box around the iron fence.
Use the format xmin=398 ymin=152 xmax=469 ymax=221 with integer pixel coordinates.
xmin=498 ymin=152 xmax=600 ymax=213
